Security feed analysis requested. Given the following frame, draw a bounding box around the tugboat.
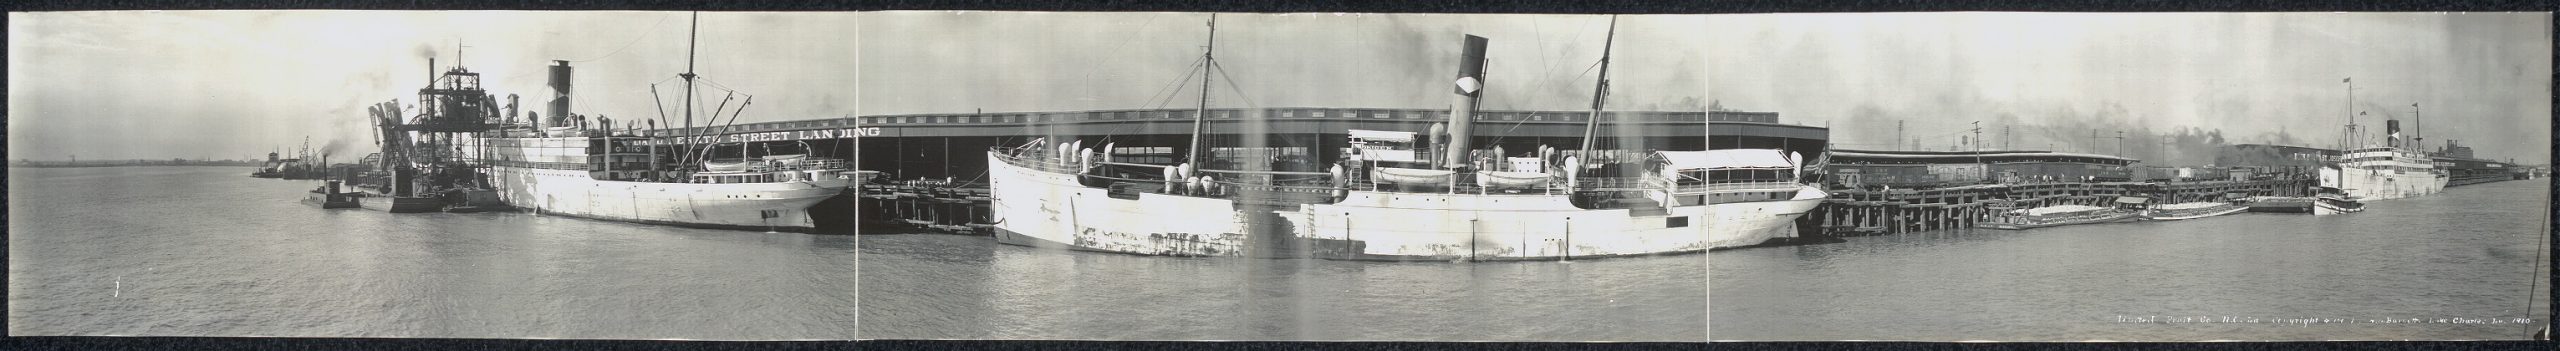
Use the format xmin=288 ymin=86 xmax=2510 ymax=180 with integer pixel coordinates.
xmin=303 ymin=179 xmax=360 ymax=209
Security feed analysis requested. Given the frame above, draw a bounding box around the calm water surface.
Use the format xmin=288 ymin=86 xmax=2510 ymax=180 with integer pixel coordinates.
xmin=858 ymin=235 xmax=1709 ymax=341
xmin=9 ymin=167 xmax=859 ymax=339
xmin=18 ymin=166 xmax=2540 ymax=341
xmin=1711 ymin=180 xmax=2552 ymax=341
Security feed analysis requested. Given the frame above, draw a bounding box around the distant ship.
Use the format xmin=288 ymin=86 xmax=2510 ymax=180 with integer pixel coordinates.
xmin=2325 ymin=81 xmax=2448 ymax=201
xmin=2332 ymin=142 xmax=2447 ymax=201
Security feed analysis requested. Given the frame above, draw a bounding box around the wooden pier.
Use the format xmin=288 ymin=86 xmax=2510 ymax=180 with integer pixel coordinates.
xmin=1804 ymin=178 xmax=2316 ymax=237
xmin=856 ymin=182 xmax=995 ymax=234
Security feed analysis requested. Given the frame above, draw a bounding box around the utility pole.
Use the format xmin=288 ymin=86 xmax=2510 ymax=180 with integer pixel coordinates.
xmin=1897 ymin=120 xmax=1906 ymax=151
xmin=2115 ymin=131 xmax=2125 ymax=157
xmin=1972 ymin=121 xmax=1986 ymax=181
xmin=1971 ymin=121 xmax=1982 ymax=153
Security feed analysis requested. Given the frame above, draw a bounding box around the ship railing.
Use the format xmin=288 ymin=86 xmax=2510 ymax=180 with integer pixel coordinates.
xmin=1698 ymin=181 xmax=1804 ymax=194
xmin=799 ymin=157 xmax=850 ymax=171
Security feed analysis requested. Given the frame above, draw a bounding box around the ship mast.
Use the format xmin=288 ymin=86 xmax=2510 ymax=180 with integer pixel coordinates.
xmin=1574 ymin=16 xmax=1619 ymax=172
xmin=1185 ymin=14 xmax=1217 ymax=166
xmin=680 ymin=12 xmax=701 ymax=175
xmin=2340 ymin=77 xmax=2353 ymax=192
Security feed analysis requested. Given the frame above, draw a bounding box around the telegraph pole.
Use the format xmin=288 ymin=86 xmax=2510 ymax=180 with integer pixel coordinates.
xmin=1972 ymin=121 xmax=1985 ymax=181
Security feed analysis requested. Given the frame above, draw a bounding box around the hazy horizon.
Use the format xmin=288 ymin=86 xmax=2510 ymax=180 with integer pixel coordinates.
xmin=8 ymin=11 xmax=2550 ymax=165
xmin=1704 ymin=12 xmax=2551 ymax=164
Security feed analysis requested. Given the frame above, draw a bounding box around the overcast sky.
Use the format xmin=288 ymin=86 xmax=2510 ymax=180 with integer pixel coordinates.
xmin=10 ymin=11 xmax=2549 ymax=164
xmin=857 ymin=12 xmax=1704 ymax=115
xmin=1705 ymin=12 xmax=2550 ymax=163
xmin=10 ymin=11 xmax=860 ymax=161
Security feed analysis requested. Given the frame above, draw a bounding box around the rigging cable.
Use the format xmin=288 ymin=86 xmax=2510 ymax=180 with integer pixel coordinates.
xmin=1147 ymin=57 xmax=1209 ymax=110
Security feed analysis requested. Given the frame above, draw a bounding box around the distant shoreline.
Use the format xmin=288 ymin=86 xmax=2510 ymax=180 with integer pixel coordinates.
xmin=10 ymin=163 xmax=259 ymax=169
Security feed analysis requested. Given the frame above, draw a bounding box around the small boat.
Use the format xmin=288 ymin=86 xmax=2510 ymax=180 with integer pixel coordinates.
xmin=2309 ymin=185 xmax=2365 ymax=215
xmin=1982 ymin=202 xmax=2146 ymax=230
xmin=1475 ymin=170 xmax=1553 ymax=190
xmin=2145 ymin=202 xmax=2246 ymax=221
xmin=1371 ymin=167 xmax=1456 ymax=186
xmin=703 ymin=159 xmax=754 ymax=173
xmin=302 ymin=180 xmax=359 ymax=209
xmin=2313 ymin=195 xmax=2364 ymax=215
xmin=2245 ymin=196 xmax=2315 ymax=213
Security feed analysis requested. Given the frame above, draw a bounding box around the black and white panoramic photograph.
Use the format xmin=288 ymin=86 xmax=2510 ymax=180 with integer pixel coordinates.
xmin=10 ymin=11 xmax=866 ymax=339
xmin=7 ymin=7 xmax=2555 ymax=347
xmin=1702 ymin=12 xmax=2553 ymax=341
xmin=853 ymin=12 xmax=1720 ymax=341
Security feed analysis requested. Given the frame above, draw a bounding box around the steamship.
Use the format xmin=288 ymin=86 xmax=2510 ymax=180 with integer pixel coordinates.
xmin=985 ymin=16 xmax=1826 ymax=260
xmin=476 ymin=18 xmax=862 ymax=232
xmin=986 ymin=15 xmax=1255 ymax=256
xmin=2325 ymin=117 xmax=2447 ymax=202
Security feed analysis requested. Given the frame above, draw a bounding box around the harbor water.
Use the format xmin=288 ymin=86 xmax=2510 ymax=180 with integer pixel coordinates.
xmin=8 ymin=167 xmax=860 ymax=339
xmin=1710 ymin=180 xmax=2553 ymax=341
xmin=14 ymin=166 xmax=2543 ymax=341
xmin=857 ymin=235 xmax=1710 ymax=341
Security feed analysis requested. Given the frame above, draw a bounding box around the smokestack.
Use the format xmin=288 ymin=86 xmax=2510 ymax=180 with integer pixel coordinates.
xmin=549 ymin=60 xmax=574 ymax=128
xmin=1443 ymin=35 xmax=1489 ymax=169
xmin=2386 ymin=120 xmax=2402 ymax=148
xmin=426 ymin=58 xmax=436 ymax=89
xmin=506 ymin=94 xmax=520 ymax=126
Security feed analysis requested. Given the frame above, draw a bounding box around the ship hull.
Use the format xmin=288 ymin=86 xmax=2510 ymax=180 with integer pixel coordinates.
xmin=356 ymin=194 xmax=443 ymax=213
xmin=2335 ymin=167 xmax=2448 ymax=201
xmin=1286 ymin=189 xmax=1824 ymax=261
xmin=303 ymin=192 xmax=359 ymax=209
xmin=488 ymin=166 xmax=850 ymax=232
xmin=2312 ymin=198 xmax=2364 ymax=215
xmin=2146 ymin=205 xmax=2248 ymax=221
xmin=986 ymin=152 xmax=1252 ymax=256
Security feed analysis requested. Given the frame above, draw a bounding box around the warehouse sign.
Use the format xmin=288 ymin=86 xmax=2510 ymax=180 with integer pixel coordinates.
xmin=641 ymin=127 xmax=886 ymax=145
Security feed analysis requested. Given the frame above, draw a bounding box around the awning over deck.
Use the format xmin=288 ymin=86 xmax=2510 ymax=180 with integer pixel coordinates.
xmin=1348 ymin=129 xmax=1416 ymax=143
xmin=1658 ymin=149 xmax=1794 ymax=171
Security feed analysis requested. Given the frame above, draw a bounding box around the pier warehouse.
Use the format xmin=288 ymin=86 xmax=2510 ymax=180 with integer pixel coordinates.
xmin=649 ymin=108 xmax=1829 ymax=183
xmin=1824 ymin=149 xmax=2141 ymax=188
